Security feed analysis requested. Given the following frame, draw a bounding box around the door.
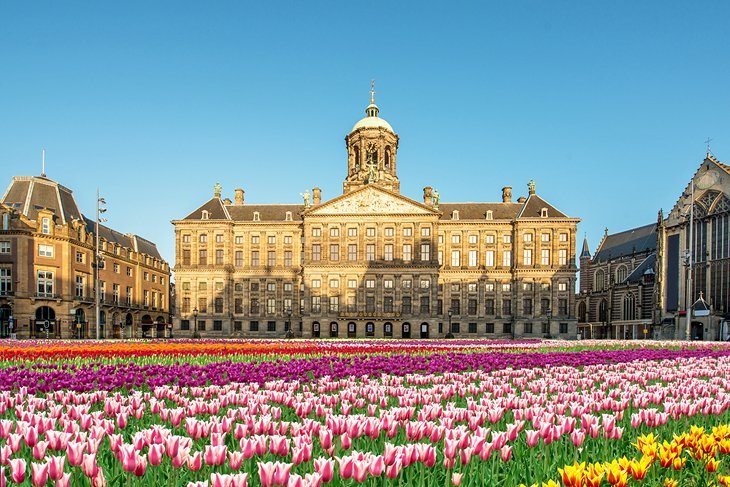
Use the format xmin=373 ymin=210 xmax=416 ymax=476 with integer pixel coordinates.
xmin=329 ymin=322 xmax=338 ymax=338
xmin=402 ymin=322 xmax=411 ymax=339
xmin=312 ymin=321 xmax=320 ymax=338
xmin=691 ymin=321 xmax=704 ymax=341
xmin=420 ymin=322 xmax=429 ymax=339
xmin=347 ymin=322 xmax=357 ymax=338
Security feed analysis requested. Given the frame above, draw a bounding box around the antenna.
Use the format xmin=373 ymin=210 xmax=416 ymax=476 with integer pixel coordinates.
xmin=41 ymin=148 xmax=46 ymax=177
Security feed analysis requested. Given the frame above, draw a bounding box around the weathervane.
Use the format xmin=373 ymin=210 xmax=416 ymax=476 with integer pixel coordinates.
xmin=705 ymin=137 xmax=713 ymax=157
xmin=370 ymin=79 xmax=376 ymax=104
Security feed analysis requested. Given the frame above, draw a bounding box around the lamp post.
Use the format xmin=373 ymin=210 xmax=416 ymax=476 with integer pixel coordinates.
xmin=546 ymin=309 xmax=552 ymax=339
xmin=94 ymin=190 xmax=107 ymax=340
xmin=192 ymin=307 xmax=200 ymax=338
xmin=285 ymin=308 xmax=293 ymax=339
xmin=446 ymin=308 xmax=454 ymax=338
xmin=685 ymin=178 xmax=694 ymax=341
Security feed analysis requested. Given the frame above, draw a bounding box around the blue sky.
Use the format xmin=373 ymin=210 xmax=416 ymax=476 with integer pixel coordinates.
xmin=1 ymin=1 xmax=728 ymax=269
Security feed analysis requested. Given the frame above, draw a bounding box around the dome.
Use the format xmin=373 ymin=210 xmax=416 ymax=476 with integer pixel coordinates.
xmin=351 ymin=103 xmax=394 ymax=132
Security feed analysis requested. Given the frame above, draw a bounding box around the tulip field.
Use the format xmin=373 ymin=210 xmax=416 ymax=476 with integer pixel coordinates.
xmin=2 ymin=340 xmax=730 ymax=486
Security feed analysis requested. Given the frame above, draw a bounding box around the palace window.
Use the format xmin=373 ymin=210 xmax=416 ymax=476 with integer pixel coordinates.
xmin=38 ymin=244 xmax=54 ymax=257
xmin=199 ymin=249 xmax=207 ymax=265
xmin=523 ymin=249 xmax=532 ymax=266
xmin=524 ymin=233 xmax=533 ymax=242
xmin=37 ymin=270 xmax=54 ymax=296
xmin=485 ymin=299 xmax=495 ymax=315
xmin=251 ymin=251 xmax=259 ymax=267
xmin=469 ymin=234 xmax=478 ymax=245
xmin=541 ymin=249 xmax=550 ymax=266
xmin=452 ymin=234 xmax=461 ymax=244
xmin=365 ymin=279 xmax=375 ymax=289
xmin=266 ymin=299 xmax=276 ymax=314
xmin=420 ymin=243 xmax=430 ymax=261
xmin=235 ymin=251 xmax=243 ymax=267
xmin=401 ymin=297 xmax=411 ymax=314
xmin=559 ymin=249 xmax=568 ymax=266
xmin=216 ymin=250 xmax=224 ymax=265
xmin=312 ymin=245 xmax=321 ymax=261
xmin=330 ymin=244 xmax=340 ymax=261
xmin=402 ymin=279 xmax=412 ymax=289
xmin=486 ymin=234 xmax=495 ymax=244
xmin=329 ymin=279 xmax=340 ymax=289
xmin=384 ymin=227 xmax=394 ymax=237
xmin=348 ymin=279 xmax=357 ymax=288
xmin=329 ymin=296 xmax=339 ymax=312
xmin=348 ymin=227 xmax=358 ymax=237
xmin=502 ymin=299 xmax=511 ymax=316
xmin=421 ymin=227 xmax=431 ymax=237
xmin=0 ymin=241 xmax=9 ymax=254
xmin=75 ymin=275 xmax=84 ymax=298
xmin=403 ymin=227 xmax=412 ymax=237
xmin=41 ymin=217 xmax=51 ymax=234
xmin=403 ymin=244 xmax=412 ymax=261
xmin=268 ymin=251 xmax=276 ymax=266
xmin=503 ymin=234 xmax=511 ymax=244
xmin=384 ymin=244 xmax=393 ymax=261
xmin=502 ymin=250 xmax=511 ymax=267
xmin=366 ymin=227 xmax=376 ymax=237
xmin=330 ymin=227 xmax=339 ymax=237
xmin=284 ymin=251 xmax=292 ymax=267
xmin=559 ymin=233 xmax=568 ymax=242
xmin=312 ymin=279 xmax=321 ymax=288
xmin=366 ymin=244 xmax=375 ymax=261
xmin=485 ymin=250 xmax=494 ymax=267
xmin=312 ymin=228 xmax=321 ymax=237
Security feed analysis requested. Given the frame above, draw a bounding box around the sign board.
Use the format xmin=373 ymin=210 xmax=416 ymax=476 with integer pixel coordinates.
xmin=694 ymin=310 xmax=710 ymax=317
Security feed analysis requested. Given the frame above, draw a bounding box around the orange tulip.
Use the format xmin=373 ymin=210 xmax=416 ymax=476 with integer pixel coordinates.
xmin=604 ymin=461 xmax=627 ymax=487
xmin=663 ymin=479 xmax=678 ymax=487
xmin=558 ymin=462 xmax=585 ymax=487
xmin=705 ymin=456 xmax=720 ymax=473
xmin=628 ymin=456 xmax=652 ymax=480
xmin=671 ymin=456 xmax=685 ymax=471
xmin=719 ymin=438 xmax=730 ymax=455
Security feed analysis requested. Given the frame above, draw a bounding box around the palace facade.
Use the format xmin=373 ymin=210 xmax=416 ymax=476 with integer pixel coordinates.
xmin=0 ymin=175 xmax=172 ymax=339
xmin=172 ymin=94 xmax=580 ymax=339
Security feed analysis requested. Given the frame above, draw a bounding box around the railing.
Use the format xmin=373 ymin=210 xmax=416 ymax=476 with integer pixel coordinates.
xmin=33 ymin=292 xmax=61 ymax=299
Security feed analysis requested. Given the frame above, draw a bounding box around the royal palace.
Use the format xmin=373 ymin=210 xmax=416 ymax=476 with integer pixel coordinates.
xmin=172 ymin=92 xmax=580 ymax=339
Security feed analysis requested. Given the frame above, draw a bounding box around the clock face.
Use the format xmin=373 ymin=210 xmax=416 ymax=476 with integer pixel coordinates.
xmin=696 ymin=171 xmax=719 ymax=190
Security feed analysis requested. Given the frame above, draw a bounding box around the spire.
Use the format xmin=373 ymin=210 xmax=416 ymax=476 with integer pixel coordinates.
xmin=365 ymin=80 xmax=379 ymax=118
xmin=527 ymin=179 xmax=536 ymax=195
xmin=41 ymin=148 xmax=46 ymax=178
xmin=580 ymin=234 xmax=591 ymax=259
xmin=705 ymin=137 xmax=713 ymax=158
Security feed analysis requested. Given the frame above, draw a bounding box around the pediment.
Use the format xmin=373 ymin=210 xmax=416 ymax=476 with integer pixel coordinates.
xmin=307 ymin=186 xmax=437 ymax=216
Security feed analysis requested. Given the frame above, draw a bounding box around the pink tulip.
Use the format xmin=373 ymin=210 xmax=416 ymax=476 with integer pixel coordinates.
xmin=32 ymin=441 xmax=48 ymax=461
xmin=92 ymin=468 xmax=107 ymax=487
xmin=258 ymin=461 xmax=276 ymax=487
xmin=204 ymin=445 xmax=227 ymax=466
xmin=30 ymin=462 xmax=48 ymax=487
xmin=230 ymin=473 xmax=248 ymax=487
xmin=313 ymin=458 xmax=334 ymax=483
xmin=336 ymin=456 xmax=354 ymax=480
xmin=273 ymin=462 xmax=292 ymax=486
xmin=228 ymin=451 xmax=245 ymax=470
xmin=48 ymin=455 xmax=66 ymax=481
xmin=24 ymin=427 xmax=39 ymax=448
xmin=82 ymin=453 xmax=99 ymax=478
xmin=353 ymin=460 xmax=369 ymax=482
xmin=452 ymin=472 xmax=463 ymax=486
xmin=148 ymin=444 xmax=164 ymax=466
xmin=56 ymin=472 xmax=72 ymax=487
xmin=172 ymin=449 xmax=190 ymax=468
xmin=0 ymin=467 xmax=5 ymax=487
xmin=67 ymin=441 xmax=86 ymax=467
xmin=385 ymin=459 xmax=402 ymax=479
xmin=500 ymin=445 xmax=512 ymax=462
xmin=8 ymin=458 xmax=25 ymax=484
xmin=134 ymin=455 xmax=147 ymax=477
xmin=210 ymin=473 xmax=232 ymax=487
xmin=525 ymin=429 xmax=540 ymax=447
xmin=7 ymin=435 xmax=21 ymax=454
xmin=368 ymin=455 xmax=385 ymax=476
xmin=187 ymin=451 xmax=202 ymax=471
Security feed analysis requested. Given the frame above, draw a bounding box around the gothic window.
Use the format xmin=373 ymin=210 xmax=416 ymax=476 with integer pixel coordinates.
xmin=622 ymin=293 xmax=636 ymax=321
xmin=598 ymin=300 xmax=608 ymax=322
xmin=594 ymin=269 xmax=605 ymax=291
xmin=616 ymin=266 xmax=628 ymax=283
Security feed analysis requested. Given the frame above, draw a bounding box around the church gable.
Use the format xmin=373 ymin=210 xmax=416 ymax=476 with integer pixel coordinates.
xmin=306 ymin=185 xmax=437 ymax=216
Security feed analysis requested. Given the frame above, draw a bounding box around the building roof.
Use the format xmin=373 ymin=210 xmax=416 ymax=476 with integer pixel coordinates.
xmin=593 ymin=223 xmax=657 ymax=262
xmin=227 ymin=204 xmax=304 ymax=222
xmin=438 ymin=202 xmax=522 ymax=220
xmin=1 ymin=176 xmax=82 ymax=224
xmin=516 ymin=194 xmax=568 ymax=219
xmin=581 ymin=236 xmax=591 ymax=258
xmin=625 ymin=253 xmax=656 ymax=284
xmin=1 ymin=175 xmax=164 ymax=260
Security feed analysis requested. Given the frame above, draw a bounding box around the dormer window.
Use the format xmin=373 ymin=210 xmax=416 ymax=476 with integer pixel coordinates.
xmin=201 ymin=210 xmax=209 ymax=220
xmin=485 ymin=210 xmax=493 ymax=220
xmin=253 ymin=211 xmax=260 ymax=222
xmin=41 ymin=217 xmax=51 ymax=234
xmin=541 ymin=208 xmax=548 ymax=218
xmin=452 ymin=210 xmax=459 ymax=220
xmin=285 ymin=211 xmax=292 ymax=222
xmin=2 ymin=213 xmax=8 ymax=230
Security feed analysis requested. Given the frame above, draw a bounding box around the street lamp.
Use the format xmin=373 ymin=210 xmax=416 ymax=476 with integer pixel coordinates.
xmin=95 ymin=190 xmax=107 ymax=340
xmin=192 ymin=307 xmax=200 ymax=338
xmin=285 ymin=308 xmax=294 ymax=339
xmin=446 ymin=308 xmax=454 ymax=339
xmin=546 ymin=309 xmax=552 ymax=339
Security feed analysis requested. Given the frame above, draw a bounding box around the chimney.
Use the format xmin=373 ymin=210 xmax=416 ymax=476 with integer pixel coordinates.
xmin=234 ymin=188 xmax=245 ymax=205
xmin=517 ymin=196 xmax=527 ymax=203
xmin=502 ymin=186 xmax=512 ymax=203
xmin=312 ymin=187 xmax=321 ymax=205
xmin=223 ymin=198 xmax=232 ymax=205
xmin=423 ymin=186 xmax=433 ymax=206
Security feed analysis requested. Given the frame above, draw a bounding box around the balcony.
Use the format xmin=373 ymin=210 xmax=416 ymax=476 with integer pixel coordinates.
xmin=33 ymin=292 xmax=61 ymax=300
xmin=0 ymin=291 xmax=14 ymax=297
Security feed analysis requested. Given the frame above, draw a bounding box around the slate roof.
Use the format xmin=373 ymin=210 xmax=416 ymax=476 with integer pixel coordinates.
xmin=594 ymin=223 xmax=657 ymax=262
xmin=625 ymin=253 xmax=656 ymax=284
xmin=517 ymin=194 xmax=568 ymax=218
xmin=1 ymin=176 xmax=82 ymax=223
xmin=227 ymin=204 xmax=304 ymax=222
xmin=438 ymin=203 xmax=522 ymax=220
xmin=2 ymin=175 xmax=164 ymax=260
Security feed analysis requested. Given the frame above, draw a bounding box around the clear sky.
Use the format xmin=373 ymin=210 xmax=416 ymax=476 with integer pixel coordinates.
xmin=1 ymin=1 xmax=728 ymax=272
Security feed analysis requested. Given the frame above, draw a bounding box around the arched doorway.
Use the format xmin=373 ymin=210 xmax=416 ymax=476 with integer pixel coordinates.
xmin=125 ymin=313 xmax=133 ymax=339
xmin=402 ymin=322 xmax=411 ymax=339
xmin=0 ymin=304 xmax=11 ymax=338
xmin=365 ymin=321 xmax=375 ymax=337
xmin=691 ymin=321 xmax=704 ymax=341
xmin=74 ymin=309 xmax=87 ymax=339
xmin=34 ymin=306 xmax=56 ymax=338
xmin=420 ymin=322 xmax=429 ymax=339
xmin=347 ymin=321 xmax=357 ymax=338
xmin=329 ymin=321 xmax=339 ymax=338
xmin=312 ymin=321 xmax=321 ymax=338
xmin=141 ymin=314 xmax=153 ymax=338
xmin=112 ymin=312 xmax=121 ymax=339
xmin=383 ymin=322 xmax=393 ymax=338
xmin=155 ymin=316 xmax=166 ymax=338
xmin=99 ymin=310 xmax=107 ymax=339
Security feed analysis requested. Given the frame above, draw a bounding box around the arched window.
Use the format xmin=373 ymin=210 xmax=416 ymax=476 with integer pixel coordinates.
xmin=578 ymin=302 xmax=587 ymax=322
xmin=622 ymin=293 xmax=636 ymax=321
xmin=598 ymin=300 xmax=608 ymax=322
xmin=384 ymin=147 xmax=391 ymax=170
xmin=616 ymin=266 xmax=628 ymax=284
xmin=594 ymin=269 xmax=605 ymax=291
xmin=354 ymin=146 xmax=360 ymax=172
xmin=201 ymin=210 xmax=209 ymax=220
xmin=485 ymin=210 xmax=493 ymax=220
